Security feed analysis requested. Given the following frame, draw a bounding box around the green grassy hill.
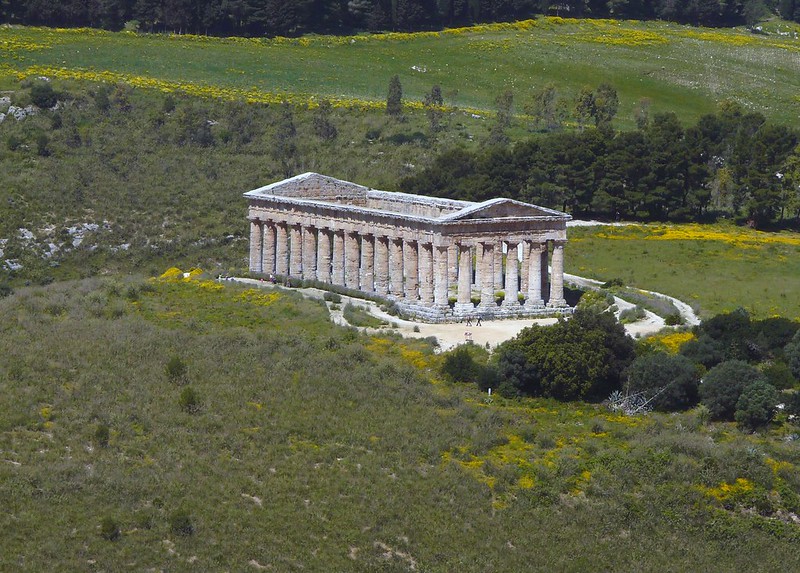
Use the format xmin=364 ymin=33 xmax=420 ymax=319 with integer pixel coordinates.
xmin=2 ymin=275 xmax=800 ymax=571
xmin=2 ymin=17 xmax=800 ymax=128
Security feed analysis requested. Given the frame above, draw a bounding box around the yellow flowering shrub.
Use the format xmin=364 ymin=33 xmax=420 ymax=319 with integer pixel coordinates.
xmin=699 ymin=477 xmax=755 ymax=505
xmin=640 ymin=331 xmax=695 ymax=354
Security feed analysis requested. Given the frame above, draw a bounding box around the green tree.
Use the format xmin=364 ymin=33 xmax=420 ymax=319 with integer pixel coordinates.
xmin=386 ymin=75 xmax=403 ymax=117
xmin=593 ymin=83 xmax=619 ymax=130
xmin=273 ymin=102 xmax=298 ymax=176
xmin=423 ymin=85 xmax=444 ymax=134
xmin=527 ymin=84 xmax=564 ymax=132
xmin=786 ymin=330 xmax=800 ymax=379
xmin=735 ymin=381 xmax=779 ymax=430
xmin=312 ymin=99 xmax=338 ymax=141
xmin=486 ymin=90 xmax=513 ymax=146
xmin=625 ymin=352 xmax=700 ymax=411
xmin=700 ymin=360 xmax=765 ymax=420
xmin=575 ymin=87 xmax=595 ymax=132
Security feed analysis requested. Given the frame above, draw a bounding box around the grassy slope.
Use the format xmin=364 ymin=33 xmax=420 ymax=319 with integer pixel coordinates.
xmin=2 ymin=277 xmax=800 ymax=571
xmin=2 ymin=18 xmax=800 ymax=128
xmin=566 ymin=223 xmax=800 ymax=319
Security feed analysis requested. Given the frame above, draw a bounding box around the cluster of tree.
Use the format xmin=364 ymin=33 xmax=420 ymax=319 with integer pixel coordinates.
xmin=401 ymin=102 xmax=800 ymax=227
xmin=441 ymin=308 xmax=637 ymax=401
xmin=441 ymin=307 xmax=800 ymax=430
xmin=2 ymin=0 xmax=797 ymax=36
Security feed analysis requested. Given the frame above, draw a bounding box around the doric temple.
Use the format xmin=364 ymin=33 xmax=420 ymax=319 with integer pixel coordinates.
xmin=245 ymin=173 xmax=571 ymax=321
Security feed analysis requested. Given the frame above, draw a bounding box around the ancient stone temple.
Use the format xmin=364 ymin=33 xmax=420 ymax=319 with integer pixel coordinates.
xmin=245 ymin=173 xmax=571 ymax=321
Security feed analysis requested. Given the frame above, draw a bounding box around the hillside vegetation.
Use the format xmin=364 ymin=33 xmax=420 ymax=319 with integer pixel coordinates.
xmin=2 ymin=17 xmax=800 ymax=128
xmin=2 ymin=275 xmax=800 ymax=571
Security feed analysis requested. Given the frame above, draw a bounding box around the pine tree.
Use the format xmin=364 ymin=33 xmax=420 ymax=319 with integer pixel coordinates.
xmin=386 ymin=75 xmax=403 ymax=117
xmin=423 ymin=85 xmax=444 ymax=133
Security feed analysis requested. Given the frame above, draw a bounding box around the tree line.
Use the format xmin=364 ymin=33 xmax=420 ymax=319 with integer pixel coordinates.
xmin=2 ymin=0 xmax=798 ymax=36
xmin=441 ymin=306 xmax=800 ymax=430
xmin=400 ymin=100 xmax=800 ymax=227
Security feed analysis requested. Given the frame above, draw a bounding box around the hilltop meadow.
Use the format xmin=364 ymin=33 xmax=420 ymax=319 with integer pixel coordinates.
xmin=2 ymin=274 xmax=800 ymax=571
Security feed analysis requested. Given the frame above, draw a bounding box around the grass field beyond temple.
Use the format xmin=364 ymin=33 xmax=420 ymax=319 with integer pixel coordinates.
xmin=2 ymin=17 xmax=800 ymax=127
xmin=567 ymin=223 xmax=800 ymax=319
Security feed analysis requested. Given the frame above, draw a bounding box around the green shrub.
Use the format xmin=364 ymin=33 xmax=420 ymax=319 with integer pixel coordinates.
xmin=619 ymin=305 xmax=646 ymax=324
xmin=665 ymin=312 xmax=683 ymax=326
xmin=700 ymin=360 xmax=765 ymax=421
xmin=100 ymin=517 xmax=120 ymax=541
xmin=94 ymin=424 xmax=110 ymax=447
xmin=169 ymin=510 xmax=194 ymax=536
xmin=323 ymin=291 xmax=341 ymax=303
xmin=625 ymin=352 xmax=699 ymax=411
xmin=30 ymin=82 xmax=58 ymax=108
xmin=735 ymin=381 xmax=779 ymax=431
xmin=786 ymin=331 xmax=800 ymax=380
xmin=178 ymin=387 xmax=201 ymax=413
xmin=165 ymin=355 xmax=188 ymax=383
xmin=0 ymin=283 xmax=13 ymax=298
xmin=762 ymin=361 xmax=796 ymax=390
xmin=7 ymin=134 xmax=23 ymax=151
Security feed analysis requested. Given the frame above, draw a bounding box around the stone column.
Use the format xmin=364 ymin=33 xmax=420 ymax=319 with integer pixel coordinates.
xmin=344 ymin=231 xmax=360 ymax=289
xmin=434 ymin=245 xmax=450 ymax=309
xmin=520 ymin=241 xmax=529 ymax=294
xmin=474 ymin=244 xmax=481 ymax=290
xmin=389 ymin=237 xmax=404 ymax=297
xmin=479 ymin=242 xmax=495 ymax=309
xmin=275 ymin=222 xmax=289 ymax=275
xmin=502 ymin=240 xmax=520 ymax=308
xmin=302 ymin=226 xmax=317 ymax=281
xmin=525 ymin=241 xmax=545 ymax=308
xmin=360 ymin=234 xmax=375 ymax=293
xmin=375 ymin=236 xmax=390 ymax=296
xmin=249 ymin=219 xmax=263 ymax=273
xmin=404 ymin=240 xmax=419 ymax=301
xmin=541 ymin=243 xmax=550 ymax=304
xmin=317 ymin=228 xmax=332 ymax=283
xmin=332 ymin=230 xmax=345 ymax=286
xmin=418 ymin=242 xmax=434 ymax=304
xmin=547 ymin=241 xmax=567 ymax=307
xmin=494 ymin=240 xmax=504 ymax=291
xmin=262 ymin=221 xmax=276 ymax=275
xmin=289 ymin=223 xmax=302 ymax=278
xmin=447 ymin=245 xmax=459 ymax=286
xmin=456 ymin=243 xmax=473 ymax=311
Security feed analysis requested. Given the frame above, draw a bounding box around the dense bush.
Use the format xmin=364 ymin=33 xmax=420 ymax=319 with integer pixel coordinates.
xmin=169 ymin=510 xmax=194 ymax=536
xmin=178 ymin=386 xmax=201 ymax=413
xmin=492 ymin=308 xmax=635 ymax=400
xmin=625 ymin=352 xmax=699 ymax=411
xmin=735 ymin=381 xmax=780 ymax=431
xmin=700 ymin=360 xmax=766 ymax=421
xmin=165 ymin=355 xmax=188 ymax=383
xmin=99 ymin=517 xmax=120 ymax=541
xmin=786 ymin=331 xmax=800 ymax=379
xmin=440 ymin=345 xmax=484 ymax=384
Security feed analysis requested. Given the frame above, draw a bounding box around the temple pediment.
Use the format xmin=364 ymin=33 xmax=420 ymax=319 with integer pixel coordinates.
xmin=444 ymin=198 xmax=569 ymax=221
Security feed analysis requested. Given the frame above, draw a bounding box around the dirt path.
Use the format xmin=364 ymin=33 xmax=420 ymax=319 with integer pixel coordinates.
xmin=232 ymin=275 xmax=697 ymax=351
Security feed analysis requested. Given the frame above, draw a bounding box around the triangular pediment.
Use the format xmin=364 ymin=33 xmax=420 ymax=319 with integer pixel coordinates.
xmin=444 ymin=198 xmax=568 ymax=221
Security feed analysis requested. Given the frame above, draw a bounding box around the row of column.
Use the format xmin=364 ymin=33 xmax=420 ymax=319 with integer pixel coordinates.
xmin=249 ymin=219 xmax=566 ymax=309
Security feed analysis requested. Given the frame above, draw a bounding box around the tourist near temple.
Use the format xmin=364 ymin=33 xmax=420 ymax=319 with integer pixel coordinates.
xmin=245 ymin=173 xmax=571 ymax=321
